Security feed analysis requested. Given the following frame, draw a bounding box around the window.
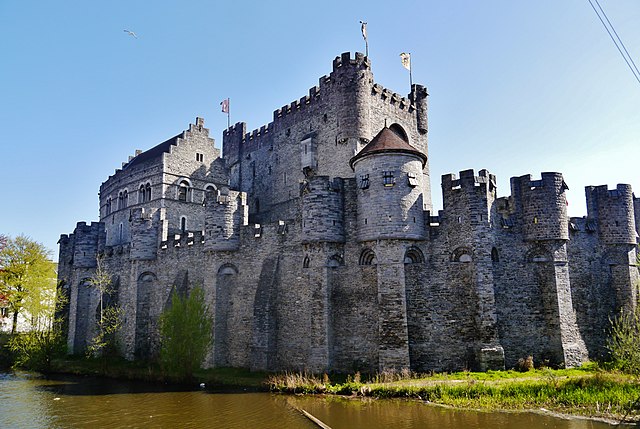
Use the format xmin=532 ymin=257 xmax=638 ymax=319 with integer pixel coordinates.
xmin=122 ymin=190 xmax=128 ymax=208
xmin=139 ymin=184 xmax=145 ymax=203
xmin=359 ymin=174 xmax=370 ymax=190
xmin=119 ymin=223 xmax=124 ymax=242
xmin=145 ymin=183 xmax=151 ymax=202
xmin=106 ymin=197 xmax=112 ymax=215
xmin=118 ymin=192 xmax=123 ymax=209
xmin=204 ymin=185 xmax=215 ymax=202
xmin=383 ymin=171 xmax=395 ymax=187
xmin=180 ymin=217 xmax=187 ymax=232
xmin=404 ymin=246 xmax=425 ymax=264
xmin=178 ymin=180 xmax=191 ymax=202
xmin=196 ymin=153 xmax=204 ymax=162
xmin=408 ymin=172 xmax=419 ymax=187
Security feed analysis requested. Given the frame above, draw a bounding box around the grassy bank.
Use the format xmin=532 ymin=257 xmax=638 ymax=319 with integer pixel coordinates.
xmin=268 ymin=366 xmax=640 ymax=423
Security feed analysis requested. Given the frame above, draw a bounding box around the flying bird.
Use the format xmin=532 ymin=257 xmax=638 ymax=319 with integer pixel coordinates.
xmin=123 ymin=29 xmax=138 ymax=39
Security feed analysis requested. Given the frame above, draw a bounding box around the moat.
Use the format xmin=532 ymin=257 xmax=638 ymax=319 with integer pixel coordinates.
xmin=0 ymin=372 xmax=617 ymax=428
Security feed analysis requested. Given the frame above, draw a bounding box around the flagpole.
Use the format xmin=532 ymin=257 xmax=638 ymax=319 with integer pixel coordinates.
xmin=409 ymin=54 xmax=413 ymax=89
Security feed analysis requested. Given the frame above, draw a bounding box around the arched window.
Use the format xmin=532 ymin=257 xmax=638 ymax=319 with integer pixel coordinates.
xmin=359 ymin=248 xmax=377 ymax=265
xmin=303 ymin=255 xmax=310 ymax=268
xmin=106 ymin=197 xmax=112 ymax=215
xmin=404 ymin=246 xmax=425 ymax=264
xmin=119 ymin=223 xmax=124 ymax=242
xmin=139 ymin=184 xmax=145 ymax=203
xmin=204 ymin=185 xmax=216 ymax=202
xmin=451 ymin=247 xmax=473 ymax=263
xmin=178 ymin=180 xmax=191 ymax=202
xmin=118 ymin=192 xmax=123 ymax=210
xmin=180 ymin=216 xmax=187 ymax=233
xmin=122 ymin=190 xmax=128 ymax=208
xmin=491 ymin=247 xmax=500 ymax=263
xmin=145 ymin=183 xmax=151 ymax=202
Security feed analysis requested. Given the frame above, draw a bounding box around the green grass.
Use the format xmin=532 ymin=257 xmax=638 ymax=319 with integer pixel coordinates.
xmin=267 ymin=366 xmax=640 ymax=423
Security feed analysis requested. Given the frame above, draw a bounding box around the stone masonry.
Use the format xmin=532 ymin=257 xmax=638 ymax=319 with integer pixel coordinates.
xmin=58 ymin=52 xmax=640 ymax=373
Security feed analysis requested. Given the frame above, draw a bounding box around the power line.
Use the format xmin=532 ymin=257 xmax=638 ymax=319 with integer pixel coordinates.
xmin=594 ymin=0 xmax=640 ymax=78
xmin=587 ymin=0 xmax=640 ymax=85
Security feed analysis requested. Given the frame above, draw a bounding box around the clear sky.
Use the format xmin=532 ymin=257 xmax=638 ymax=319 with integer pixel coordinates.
xmin=1 ymin=0 xmax=638 ymax=257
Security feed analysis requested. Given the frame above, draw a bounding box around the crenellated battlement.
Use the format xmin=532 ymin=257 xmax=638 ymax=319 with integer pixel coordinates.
xmin=585 ymin=184 xmax=636 ymax=245
xmin=222 ymin=52 xmax=425 ymax=166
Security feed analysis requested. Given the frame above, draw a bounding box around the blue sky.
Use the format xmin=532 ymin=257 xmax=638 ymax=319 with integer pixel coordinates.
xmin=1 ymin=0 xmax=638 ymax=256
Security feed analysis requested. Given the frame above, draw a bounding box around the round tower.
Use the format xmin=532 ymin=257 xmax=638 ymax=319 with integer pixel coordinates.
xmin=350 ymin=126 xmax=427 ymax=241
xmin=512 ymin=172 xmax=569 ymax=241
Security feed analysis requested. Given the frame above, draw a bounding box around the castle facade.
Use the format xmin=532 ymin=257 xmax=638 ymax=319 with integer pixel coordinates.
xmin=58 ymin=52 xmax=640 ymax=372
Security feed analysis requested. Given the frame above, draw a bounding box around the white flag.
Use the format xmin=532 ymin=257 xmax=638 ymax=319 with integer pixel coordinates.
xmin=360 ymin=21 xmax=367 ymax=41
xmin=400 ymin=52 xmax=411 ymax=71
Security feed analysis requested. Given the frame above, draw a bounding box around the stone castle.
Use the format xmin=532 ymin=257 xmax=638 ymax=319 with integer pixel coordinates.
xmin=58 ymin=52 xmax=640 ymax=373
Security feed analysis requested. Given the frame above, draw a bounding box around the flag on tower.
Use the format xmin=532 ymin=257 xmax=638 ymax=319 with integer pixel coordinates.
xmin=360 ymin=21 xmax=367 ymax=41
xmin=400 ymin=52 xmax=411 ymax=71
xmin=220 ymin=98 xmax=229 ymax=113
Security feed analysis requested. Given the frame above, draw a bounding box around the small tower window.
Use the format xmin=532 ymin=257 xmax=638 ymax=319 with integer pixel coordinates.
xmin=119 ymin=223 xmax=124 ymax=242
xmin=195 ymin=153 xmax=204 ymax=162
xmin=180 ymin=217 xmax=187 ymax=233
xmin=383 ymin=171 xmax=395 ymax=187
xmin=122 ymin=190 xmax=128 ymax=208
xmin=145 ymin=183 xmax=151 ymax=202
xmin=106 ymin=198 xmax=112 ymax=215
xmin=359 ymin=174 xmax=370 ymax=190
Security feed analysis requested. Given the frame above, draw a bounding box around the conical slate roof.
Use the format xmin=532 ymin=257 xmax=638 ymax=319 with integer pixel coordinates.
xmin=349 ymin=126 xmax=427 ymax=170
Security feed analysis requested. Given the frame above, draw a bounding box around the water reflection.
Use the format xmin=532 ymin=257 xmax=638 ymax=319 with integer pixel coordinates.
xmin=0 ymin=372 xmax=617 ymax=429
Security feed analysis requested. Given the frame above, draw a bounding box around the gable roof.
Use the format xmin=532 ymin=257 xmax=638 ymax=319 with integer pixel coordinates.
xmin=349 ymin=127 xmax=427 ymax=169
xmin=123 ymin=134 xmax=181 ymax=170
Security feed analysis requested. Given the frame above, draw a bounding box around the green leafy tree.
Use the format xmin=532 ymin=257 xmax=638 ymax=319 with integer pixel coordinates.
xmin=0 ymin=235 xmax=56 ymax=334
xmin=86 ymin=255 xmax=123 ymax=358
xmin=159 ymin=286 xmax=212 ymax=381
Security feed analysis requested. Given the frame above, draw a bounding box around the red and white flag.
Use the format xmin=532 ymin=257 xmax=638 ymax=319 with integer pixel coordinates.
xmin=220 ymin=98 xmax=229 ymax=114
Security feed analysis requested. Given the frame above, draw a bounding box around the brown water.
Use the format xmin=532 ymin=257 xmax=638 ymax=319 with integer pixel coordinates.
xmin=0 ymin=372 xmax=617 ymax=428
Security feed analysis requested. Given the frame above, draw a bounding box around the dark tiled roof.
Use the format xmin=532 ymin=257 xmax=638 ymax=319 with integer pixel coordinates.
xmin=349 ymin=127 xmax=427 ymax=169
xmin=123 ymin=134 xmax=181 ymax=169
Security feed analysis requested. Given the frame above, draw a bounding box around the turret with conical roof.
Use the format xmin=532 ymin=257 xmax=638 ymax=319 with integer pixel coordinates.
xmin=350 ymin=126 xmax=428 ymax=242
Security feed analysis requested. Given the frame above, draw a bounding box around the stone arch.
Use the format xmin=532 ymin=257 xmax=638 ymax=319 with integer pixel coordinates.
xmin=204 ymin=184 xmax=217 ymax=202
xmin=526 ymin=245 xmax=551 ymax=263
xmin=451 ymin=246 xmax=473 ymax=263
xmin=359 ymin=248 xmax=377 ymax=265
xmin=404 ymin=246 xmax=425 ymax=264
xmin=135 ymin=272 xmax=156 ymax=359
xmin=303 ymin=255 xmax=310 ymax=268
xmin=389 ymin=123 xmax=409 ymax=143
xmin=215 ymin=263 xmax=239 ymax=366
xmin=327 ymin=254 xmax=344 ymax=268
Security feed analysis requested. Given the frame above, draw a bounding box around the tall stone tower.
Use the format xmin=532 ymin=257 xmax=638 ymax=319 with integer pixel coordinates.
xmin=350 ymin=126 xmax=428 ymax=370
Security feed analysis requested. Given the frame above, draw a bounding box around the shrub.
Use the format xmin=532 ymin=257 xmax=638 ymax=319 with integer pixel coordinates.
xmin=607 ymin=307 xmax=640 ymax=376
xmin=159 ymin=286 xmax=212 ymax=381
xmin=516 ymin=355 xmax=534 ymax=372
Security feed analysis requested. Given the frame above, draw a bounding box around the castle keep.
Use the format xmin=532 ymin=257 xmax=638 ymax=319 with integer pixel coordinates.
xmin=58 ymin=52 xmax=640 ymax=372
